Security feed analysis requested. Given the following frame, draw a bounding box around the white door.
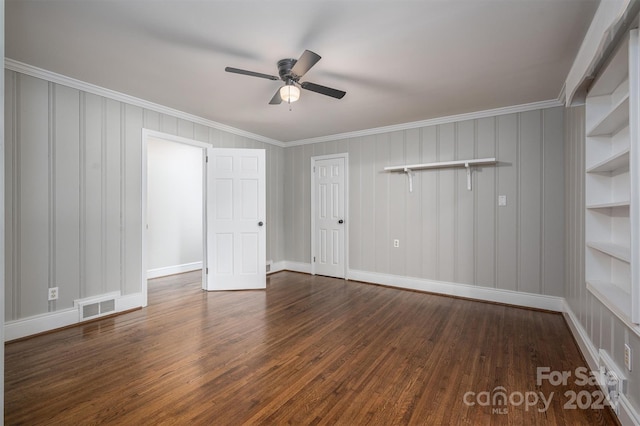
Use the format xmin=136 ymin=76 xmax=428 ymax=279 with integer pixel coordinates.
xmin=312 ymin=155 xmax=347 ymax=278
xmin=206 ymin=148 xmax=266 ymax=290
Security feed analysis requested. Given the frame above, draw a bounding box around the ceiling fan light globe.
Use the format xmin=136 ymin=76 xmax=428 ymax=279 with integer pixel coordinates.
xmin=280 ymin=85 xmax=300 ymax=103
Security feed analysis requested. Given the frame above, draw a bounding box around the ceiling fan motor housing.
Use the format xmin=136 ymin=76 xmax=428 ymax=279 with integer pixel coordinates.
xmin=277 ymin=58 xmax=298 ymax=82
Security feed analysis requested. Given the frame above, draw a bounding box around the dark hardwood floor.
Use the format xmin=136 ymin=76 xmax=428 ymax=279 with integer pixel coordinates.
xmin=6 ymin=271 xmax=618 ymax=425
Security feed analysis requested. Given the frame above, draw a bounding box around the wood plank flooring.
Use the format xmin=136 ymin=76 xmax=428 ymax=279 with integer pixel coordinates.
xmin=6 ymin=271 xmax=618 ymax=425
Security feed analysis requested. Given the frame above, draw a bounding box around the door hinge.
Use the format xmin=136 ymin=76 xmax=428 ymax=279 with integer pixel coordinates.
xmin=313 ymin=166 xmax=316 ymax=173
xmin=313 ymin=257 xmax=316 ymax=262
xmin=206 ymin=268 xmax=209 ymax=274
xmin=206 ymin=156 xmax=209 ymax=163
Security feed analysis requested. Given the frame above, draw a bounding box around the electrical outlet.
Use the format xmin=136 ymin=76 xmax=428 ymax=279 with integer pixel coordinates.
xmin=48 ymin=287 xmax=59 ymax=301
xmin=625 ymin=344 xmax=632 ymax=371
xmin=393 ymin=239 xmax=400 ymax=248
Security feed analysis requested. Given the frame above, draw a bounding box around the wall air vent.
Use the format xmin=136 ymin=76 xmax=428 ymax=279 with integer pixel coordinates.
xmin=74 ymin=292 xmax=121 ymax=321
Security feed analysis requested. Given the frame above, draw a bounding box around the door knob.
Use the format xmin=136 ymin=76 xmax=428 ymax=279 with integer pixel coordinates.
xmin=338 ymin=219 xmax=344 ymax=224
xmin=258 ymin=221 xmax=264 ymax=226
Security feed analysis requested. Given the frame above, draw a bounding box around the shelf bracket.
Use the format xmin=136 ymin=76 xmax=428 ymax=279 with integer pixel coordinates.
xmin=465 ymin=162 xmax=472 ymax=191
xmin=404 ymin=167 xmax=414 ymax=192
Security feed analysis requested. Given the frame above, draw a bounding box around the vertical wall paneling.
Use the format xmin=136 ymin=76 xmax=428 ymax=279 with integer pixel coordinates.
xmin=160 ymin=114 xmax=177 ymax=135
xmin=388 ymin=131 xmax=405 ymax=277
xmin=84 ymin=93 xmax=103 ymax=297
xmin=283 ymin=107 xmax=564 ymax=298
xmin=496 ymin=114 xmax=518 ymax=291
xmin=105 ymin=99 xmax=121 ymax=294
xmin=374 ymin=133 xmax=390 ymax=273
xmin=5 ymin=71 xmax=285 ymax=329
xmin=5 ymin=70 xmax=16 ymax=320
xmin=420 ymin=126 xmax=438 ymax=279
xmin=143 ymin=109 xmax=160 ymax=132
xmin=349 ymin=138 xmax=362 ymax=271
xmin=405 ymin=129 xmax=422 ymax=278
xmin=177 ymin=118 xmax=194 ymax=140
xmin=18 ymin=75 xmax=49 ymax=317
xmin=53 ymin=84 xmax=81 ymax=307
xmin=124 ymin=105 xmax=143 ymax=295
xmin=302 ymin=144 xmax=312 ymax=262
xmin=438 ymin=123 xmax=455 ymax=282
xmin=194 ymin=123 xmax=209 ymax=143
xmin=293 ymin=147 xmax=303 ymax=260
xmin=455 ymin=120 xmax=475 ymax=284
xmin=542 ymin=108 xmax=564 ymax=297
xmin=518 ymin=110 xmax=542 ymax=294
xmin=283 ymin=147 xmax=294 ymax=263
xmin=360 ymin=136 xmax=376 ymax=272
xmin=476 ymin=117 xmax=496 ymax=287
xmin=1 ymin=2 xmax=5 ymax=412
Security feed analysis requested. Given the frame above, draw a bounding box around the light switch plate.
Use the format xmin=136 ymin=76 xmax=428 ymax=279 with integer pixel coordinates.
xmin=498 ymin=195 xmax=507 ymax=206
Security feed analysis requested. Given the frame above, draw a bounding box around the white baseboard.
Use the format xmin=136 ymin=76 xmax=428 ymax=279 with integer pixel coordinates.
xmin=563 ymin=300 xmax=640 ymax=425
xmin=348 ymin=269 xmax=565 ymax=312
xmin=277 ymin=261 xmax=312 ymax=274
xmin=269 ymin=264 xmax=564 ymax=311
xmin=5 ymin=308 xmax=78 ymax=341
xmin=5 ymin=291 xmax=145 ymax=342
xmin=268 ymin=260 xmax=285 ymax=274
xmin=117 ymin=292 xmax=145 ymax=311
xmin=562 ymin=300 xmax=599 ymax=370
xmin=147 ymin=261 xmax=202 ymax=279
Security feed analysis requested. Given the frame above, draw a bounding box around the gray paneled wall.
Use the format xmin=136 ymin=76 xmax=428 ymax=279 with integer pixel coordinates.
xmin=284 ymin=107 xmax=565 ymax=297
xmin=5 ymin=70 xmax=285 ymax=321
xmin=564 ymin=106 xmax=640 ymax=412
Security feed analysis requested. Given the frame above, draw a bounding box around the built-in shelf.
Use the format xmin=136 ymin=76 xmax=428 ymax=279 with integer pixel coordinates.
xmin=587 ymin=281 xmax=633 ymax=328
xmin=584 ymin=29 xmax=638 ymax=324
xmin=586 ymin=148 xmax=630 ymax=173
xmin=586 ymin=241 xmax=631 ymax=263
xmin=587 ymin=95 xmax=629 ymax=137
xmin=384 ymin=157 xmax=497 ymax=192
xmin=587 ymin=200 xmax=630 ymax=209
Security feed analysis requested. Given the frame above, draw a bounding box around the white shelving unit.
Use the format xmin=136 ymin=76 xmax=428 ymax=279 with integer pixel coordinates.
xmin=585 ymin=29 xmax=639 ymax=323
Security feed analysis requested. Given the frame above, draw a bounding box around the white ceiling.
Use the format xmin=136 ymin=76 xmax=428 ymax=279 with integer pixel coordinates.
xmin=6 ymin=0 xmax=598 ymax=143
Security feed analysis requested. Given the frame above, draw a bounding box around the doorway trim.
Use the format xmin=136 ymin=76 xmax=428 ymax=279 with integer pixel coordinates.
xmin=141 ymin=129 xmax=210 ymax=306
xmin=310 ymin=152 xmax=349 ymax=279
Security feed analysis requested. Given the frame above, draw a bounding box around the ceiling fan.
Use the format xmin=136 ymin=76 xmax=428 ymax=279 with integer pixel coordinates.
xmin=225 ymin=50 xmax=346 ymax=105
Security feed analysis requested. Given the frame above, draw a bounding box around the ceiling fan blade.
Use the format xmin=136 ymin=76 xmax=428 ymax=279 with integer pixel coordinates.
xmin=225 ymin=67 xmax=279 ymax=81
xmin=291 ymin=50 xmax=321 ymax=78
xmin=300 ymin=81 xmax=346 ymax=99
xmin=269 ymin=88 xmax=283 ymax=105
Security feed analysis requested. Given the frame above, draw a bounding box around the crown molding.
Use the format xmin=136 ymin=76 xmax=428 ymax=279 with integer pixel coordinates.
xmin=286 ymin=99 xmax=563 ymax=147
xmin=5 ymin=58 xmax=286 ymax=148
xmin=6 ymin=58 xmax=564 ymax=149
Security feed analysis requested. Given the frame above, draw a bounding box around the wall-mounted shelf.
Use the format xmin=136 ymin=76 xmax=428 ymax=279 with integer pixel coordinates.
xmin=384 ymin=158 xmax=497 ymax=192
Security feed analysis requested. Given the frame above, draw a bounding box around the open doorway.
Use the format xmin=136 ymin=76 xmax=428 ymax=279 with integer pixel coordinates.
xmin=141 ymin=130 xmax=209 ymax=305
